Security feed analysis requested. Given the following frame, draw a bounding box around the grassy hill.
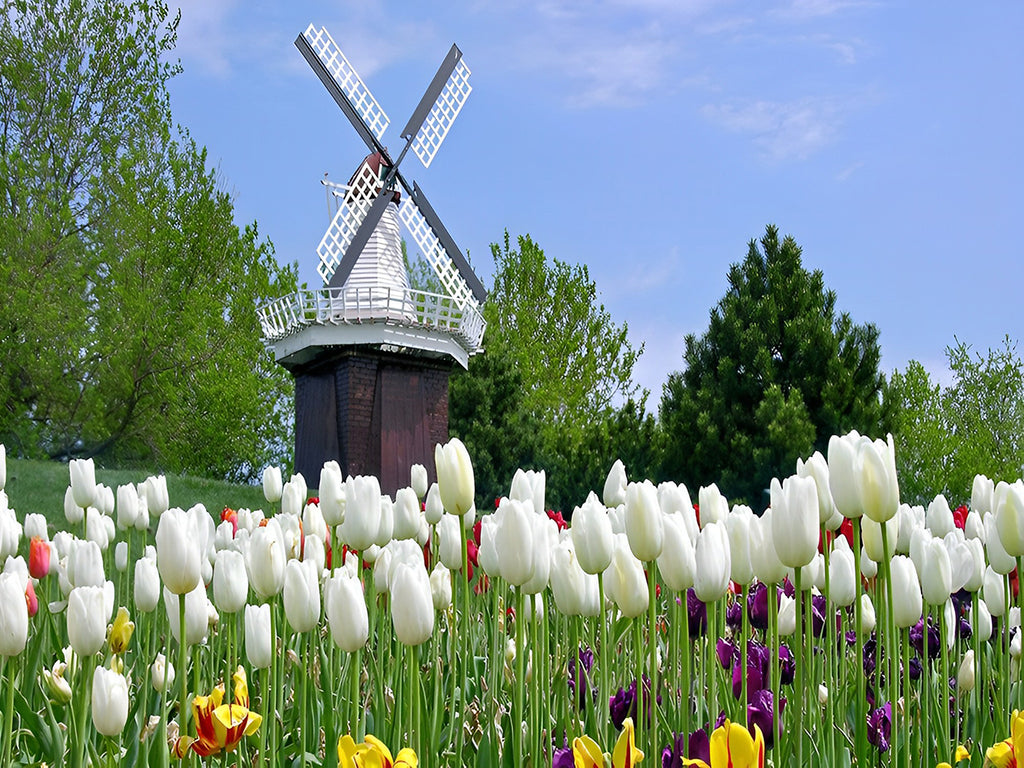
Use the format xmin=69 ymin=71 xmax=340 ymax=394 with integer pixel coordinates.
xmin=4 ymin=458 xmax=273 ymax=529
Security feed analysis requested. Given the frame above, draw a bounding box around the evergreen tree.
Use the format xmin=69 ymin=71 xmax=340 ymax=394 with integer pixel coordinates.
xmin=659 ymin=225 xmax=888 ymax=505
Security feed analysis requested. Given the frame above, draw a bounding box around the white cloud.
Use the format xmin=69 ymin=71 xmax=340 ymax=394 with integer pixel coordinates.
xmin=771 ymin=0 xmax=876 ymax=21
xmin=172 ymin=0 xmax=238 ymax=77
xmin=701 ymin=97 xmax=843 ymax=161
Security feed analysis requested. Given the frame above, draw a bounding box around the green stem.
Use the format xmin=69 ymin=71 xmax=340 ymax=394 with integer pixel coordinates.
xmin=647 ymin=561 xmax=659 ymax=760
xmin=179 ymin=595 xmax=190 ymax=768
xmin=1 ymin=655 xmax=14 ymax=768
xmin=300 ymin=632 xmax=309 ymax=768
xmin=257 ymin=666 xmax=268 ymax=768
xmin=682 ymin=591 xmax=691 ymax=751
xmin=598 ymin=572 xmax=609 ymax=743
xmin=457 ymin=520 xmax=470 ymax=763
xmin=939 ymin=603 xmax=950 ymax=761
xmin=768 ymin=582 xmax=779 ymax=760
xmin=515 ymin=588 xmax=525 ymax=768
xmin=407 ymin=644 xmax=416 ymax=751
xmin=972 ymin=590 xmax=983 ymax=750
xmin=923 ymin=605 xmax=931 ymax=761
xmin=903 ymin=631 xmax=911 ymax=768
xmin=741 ymin=583 xmax=749 ymax=725
xmin=853 ymin=518 xmax=866 ymax=767
xmin=795 ymin=566 xmax=804 ymax=768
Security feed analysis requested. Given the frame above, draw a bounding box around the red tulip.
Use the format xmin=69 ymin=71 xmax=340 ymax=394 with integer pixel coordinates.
xmin=29 ymin=536 xmax=50 ymax=579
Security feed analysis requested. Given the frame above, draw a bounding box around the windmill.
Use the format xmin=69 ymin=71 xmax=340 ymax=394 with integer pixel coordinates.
xmin=258 ymin=25 xmax=487 ymax=492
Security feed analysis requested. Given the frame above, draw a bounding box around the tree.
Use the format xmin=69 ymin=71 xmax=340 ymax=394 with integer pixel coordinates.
xmin=449 ymin=232 xmax=649 ymax=511
xmin=889 ymin=337 xmax=1024 ymax=505
xmin=484 ymin=232 xmax=643 ymax=425
xmin=0 ymin=0 xmax=296 ymax=480
xmin=659 ymin=225 xmax=888 ymax=506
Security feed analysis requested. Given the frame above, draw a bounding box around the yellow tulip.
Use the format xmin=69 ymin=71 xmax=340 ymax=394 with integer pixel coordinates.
xmin=337 ymin=733 xmax=417 ymax=768
xmin=108 ymin=606 xmax=134 ymax=655
xmin=572 ymin=718 xmax=644 ymax=768
xmin=682 ymin=720 xmax=764 ymax=768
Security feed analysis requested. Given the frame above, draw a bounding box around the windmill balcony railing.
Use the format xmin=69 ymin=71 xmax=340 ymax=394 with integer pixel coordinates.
xmin=257 ymin=285 xmax=486 ymax=352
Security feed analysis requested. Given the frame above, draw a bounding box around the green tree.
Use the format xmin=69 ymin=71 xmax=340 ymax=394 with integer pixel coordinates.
xmin=0 ymin=0 xmax=296 ymax=480
xmin=889 ymin=337 xmax=1024 ymax=505
xmin=450 ymin=232 xmax=650 ymax=511
xmin=659 ymin=225 xmax=888 ymax=505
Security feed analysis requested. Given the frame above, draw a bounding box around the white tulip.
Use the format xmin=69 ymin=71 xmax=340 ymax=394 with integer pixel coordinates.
xmin=212 ymin=550 xmax=249 ymax=614
xmin=697 ymin=484 xmax=729 ymax=528
xmin=283 ymin=558 xmax=320 ymax=633
xmin=391 ymin=562 xmax=434 ymax=646
xmin=393 ymin=488 xmax=421 ymax=541
xmin=411 ymin=464 xmax=428 ymax=500
xmin=429 ymin=562 xmax=453 ymax=611
xmin=164 ymin=583 xmax=210 ymax=646
xmin=69 ymin=458 xmax=97 ymax=509
xmin=92 ymin=666 xmax=129 ymax=736
xmin=245 ymin=604 xmax=273 ymax=669
xmin=603 ymin=459 xmax=627 ymax=508
xmin=434 ymin=438 xmax=475 ymax=517
xmin=625 ymin=480 xmax=664 ymax=562
xmin=262 ymin=466 xmax=283 ymax=504
xmin=693 ymin=521 xmax=731 ymax=603
xmin=571 ymin=492 xmax=614 ymax=575
xmin=325 ymin=568 xmax=369 ymax=652
xmin=318 ymin=461 xmax=345 ymax=526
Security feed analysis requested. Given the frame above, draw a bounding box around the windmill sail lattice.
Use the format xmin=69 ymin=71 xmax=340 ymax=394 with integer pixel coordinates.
xmin=408 ymin=56 xmax=472 ymax=169
xmin=301 ymin=25 xmax=389 ymax=141
xmin=316 ymin=162 xmax=380 ymax=284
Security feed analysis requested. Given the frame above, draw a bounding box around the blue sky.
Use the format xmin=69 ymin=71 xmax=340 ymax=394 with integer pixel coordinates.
xmin=167 ymin=0 xmax=1024 ymax=402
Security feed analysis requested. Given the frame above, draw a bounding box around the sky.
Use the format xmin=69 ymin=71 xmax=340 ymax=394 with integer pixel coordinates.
xmin=167 ymin=0 xmax=1024 ymax=403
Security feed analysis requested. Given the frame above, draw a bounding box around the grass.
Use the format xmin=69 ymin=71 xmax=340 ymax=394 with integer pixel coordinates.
xmin=5 ymin=457 xmax=273 ymax=529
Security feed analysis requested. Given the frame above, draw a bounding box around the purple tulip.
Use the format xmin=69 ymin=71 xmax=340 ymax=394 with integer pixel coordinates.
xmin=688 ymin=729 xmax=711 ymax=765
xmin=867 ymin=702 xmax=892 ymax=752
xmin=748 ymin=688 xmax=784 ymax=749
xmin=778 ymin=644 xmax=795 ymax=685
xmin=810 ymin=593 xmax=827 ymax=637
xmin=908 ymin=656 xmax=922 ymax=680
xmin=716 ymin=638 xmax=737 ymax=670
xmin=609 ymin=675 xmax=661 ymax=730
xmin=568 ymin=647 xmax=595 ymax=710
xmin=747 ymin=583 xmax=769 ymax=630
xmin=726 ymin=600 xmax=743 ymax=630
xmin=687 ymin=589 xmax=707 ymax=637
xmin=910 ymin=618 xmax=940 ymax=659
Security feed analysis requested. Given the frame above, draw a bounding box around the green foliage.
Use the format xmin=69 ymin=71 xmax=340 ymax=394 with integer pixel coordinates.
xmin=0 ymin=0 xmax=296 ymax=480
xmin=889 ymin=337 xmax=1024 ymax=505
xmin=659 ymin=225 xmax=888 ymax=505
xmin=484 ymin=232 xmax=643 ymax=424
xmin=450 ymin=232 xmax=651 ymax=511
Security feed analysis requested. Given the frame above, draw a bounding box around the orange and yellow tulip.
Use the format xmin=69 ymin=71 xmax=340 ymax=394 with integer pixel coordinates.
xmin=987 ymin=711 xmax=1024 ymax=767
xmin=173 ymin=667 xmax=262 ymax=758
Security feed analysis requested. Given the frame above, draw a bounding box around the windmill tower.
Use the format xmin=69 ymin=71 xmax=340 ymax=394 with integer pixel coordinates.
xmin=258 ymin=25 xmax=486 ymax=493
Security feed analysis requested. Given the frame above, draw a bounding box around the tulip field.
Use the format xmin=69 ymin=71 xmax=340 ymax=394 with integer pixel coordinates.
xmin=1 ymin=432 xmax=1024 ymax=767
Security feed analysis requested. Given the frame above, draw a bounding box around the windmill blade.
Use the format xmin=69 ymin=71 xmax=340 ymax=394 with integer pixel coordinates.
xmin=401 ymin=44 xmax=472 ymax=169
xmin=296 ymin=25 xmax=390 ymax=158
xmin=399 ymin=183 xmax=487 ymax=306
xmin=325 ymin=190 xmax=394 ymax=289
xmin=316 ymin=162 xmax=382 ymax=284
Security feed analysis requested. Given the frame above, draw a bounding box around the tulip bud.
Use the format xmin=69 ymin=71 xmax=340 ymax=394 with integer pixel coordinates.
xmin=29 ymin=536 xmax=51 ymax=580
xmin=248 ymin=519 xmax=286 ymax=598
xmin=974 ymin=600 xmax=993 ymax=643
xmin=796 ymin=451 xmax=836 ymax=525
xmin=64 ymin=486 xmax=83 ymax=525
xmin=69 ymin=458 xmax=97 ymax=510
xmin=862 ymin=515 xmax=898 ymax=564
xmin=693 ymin=521 xmax=731 ymax=603
xmin=92 ymin=665 xmax=129 ymax=736
xmin=0 ymin=571 xmax=28 ymax=656
xmin=983 ymin=567 xmax=1006 ymax=616
xmin=995 ymin=480 xmax=1024 ymax=557
xmin=156 ymin=508 xmax=201 ymax=595
xmin=957 ymin=650 xmax=975 ymax=692
xmin=437 ymin=513 xmax=464 ymax=572
xmin=375 ymin=495 xmax=394 ymax=547
xmin=42 ymin=661 xmax=72 ymax=703
xmin=325 ymin=567 xmax=369 ymax=652
xmin=697 ymin=484 xmax=729 ymax=528
xmin=424 ymin=483 xmax=444 ymax=526
xmin=972 ymin=474 xmax=994 ymax=516
xmin=213 ymin=550 xmax=249 ymax=614
xmin=108 ymin=606 xmax=135 ymax=655
xmin=605 ymin=534 xmax=648 ymax=619
xmin=926 ymin=495 xmax=955 ymax=539
xmin=116 ymin=484 xmax=140 ymax=533
xmin=263 ymin=466 xmax=283 ymax=504
xmin=919 ymin=537 xmax=952 ymax=606
xmin=435 ymin=438 xmax=475 ymax=517
xmin=827 ymin=431 xmax=861 ymax=519
xmin=749 ymin=509 xmax=787 ymax=585
xmin=859 ymin=593 xmax=876 ymax=635
xmin=134 ymin=555 xmax=161 ymax=613
xmin=510 ymin=468 xmax=546 ymax=517
xmin=318 ymin=461 xmax=344 ymax=526
xmin=726 ymin=505 xmax=755 ymax=585
xmin=828 ymin=545 xmax=857 ymax=608
xmin=151 ymin=653 xmax=175 ymax=693
xmin=341 ymin=476 xmax=381 ymax=552
xmin=429 ymin=562 xmax=453 ymax=611
xmin=890 ymin=555 xmax=923 ymax=628
xmin=624 ymin=480 xmax=664 ymax=563
xmin=283 ymin=559 xmax=320 ymax=633
xmin=571 ymin=492 xmax=614 ymax=575
xmin=494 ymin=499 xmax=536 ymax=587
xmin=114 ymin=541 xmax=128 ymax=573
xmin=411 ymin=464 xmax=428 ymax=500
xmin=393 ymin=488 xmax=421 ymax=541
xmin=778 ymin=593 xmax=796 ymax=636
xmin=391 ymin=562 xmax=434 ymax=646
xmin=657 ymin=513 xmax=695 ymax=592
xmin=603 ymin=460 xmax=627 ymax=508
xmin=818 ymin=684 xmax=829 ymax=707
xmin=770 ymin=475 xmax=818 ymax=569
xmin=68 ymin=584 xmax=111 ymax=656
xmin=860 ymin=434 xmax=899 ymax=523
xmin=245 ymin=603 xmax=273 ymax=669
